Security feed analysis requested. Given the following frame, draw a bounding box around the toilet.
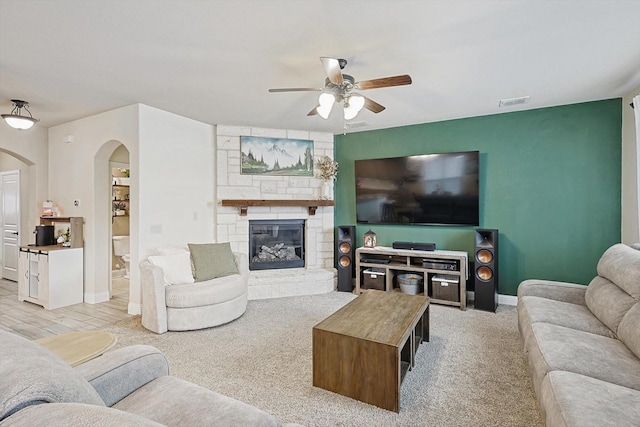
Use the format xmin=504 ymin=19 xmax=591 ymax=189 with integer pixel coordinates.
xmin=112 ymin=235 xmax=130 ymax=278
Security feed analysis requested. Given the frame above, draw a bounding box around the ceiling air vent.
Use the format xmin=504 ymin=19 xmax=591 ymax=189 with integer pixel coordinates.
xmin=498 ymin=96 xmax=530 ymax=107
xmin=345 ymin=120 xmax=370 ymax=129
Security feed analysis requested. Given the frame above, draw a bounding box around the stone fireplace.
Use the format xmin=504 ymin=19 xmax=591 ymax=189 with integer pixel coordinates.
xmin=215 ymin=125 xmax=336 ymax=299
xmin=249 ymin=219 xmax=305 ymax=270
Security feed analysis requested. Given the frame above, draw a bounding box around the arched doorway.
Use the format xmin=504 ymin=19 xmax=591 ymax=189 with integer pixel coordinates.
xmin=110 ymin=145 xmax=130 ymax=304
xmin=94 ymin=140 xmax=136 ymax=314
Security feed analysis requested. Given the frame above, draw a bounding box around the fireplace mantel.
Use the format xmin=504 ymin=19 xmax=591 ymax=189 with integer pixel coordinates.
xmin=221 ymin=199 xmax=335 ymax=216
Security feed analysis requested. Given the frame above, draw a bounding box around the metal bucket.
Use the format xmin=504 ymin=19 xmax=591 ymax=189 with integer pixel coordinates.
xmin=397 ymin=273 xmax=423 ymax=295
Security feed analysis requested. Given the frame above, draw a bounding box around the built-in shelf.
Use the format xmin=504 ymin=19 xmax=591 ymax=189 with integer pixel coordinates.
xmin=221 ymin=199 xmax=335 ymax=216
xmin=39 ymin=216 xmax=84 ymax=248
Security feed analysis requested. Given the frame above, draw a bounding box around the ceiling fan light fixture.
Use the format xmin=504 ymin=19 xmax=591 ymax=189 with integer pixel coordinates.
xmin=343 ymin=95 xmax=365 ymax=120
xmin=1 ymin=99 xmax=39 ymax=130
xmin=317 ymin=93 xmax=335 ymax=119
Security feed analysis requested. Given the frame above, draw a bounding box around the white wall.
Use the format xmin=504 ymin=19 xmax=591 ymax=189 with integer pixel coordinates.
xmin=137 ymin=105 xmax=215 ymax=255
xmin=47 ymin=104 xmax=214 ymax=315
xmin=0 ymin=125 xmax=48 ymax=247
xmin=622 ymin=84 xmax=640 ymax=244
xmin=48 ymin=105 xmax=139 ymax=308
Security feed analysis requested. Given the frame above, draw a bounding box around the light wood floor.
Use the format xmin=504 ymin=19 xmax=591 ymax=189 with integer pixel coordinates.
xmin=0 ymin=277 xmax=133 ymax=341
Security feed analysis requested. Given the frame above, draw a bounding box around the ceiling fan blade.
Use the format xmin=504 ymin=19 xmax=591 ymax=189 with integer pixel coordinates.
xmin=269 ymin=87 xmax=322 ymax=93
xmin=307 ymin=106 xmax=319 ymax=116
xmin=356 ymin=74 xmax=412 ymax=90
xmin=362 ymin=96 xmax=386 ymax=113
xmin=320 ymin=57 xmax=344 ymax=85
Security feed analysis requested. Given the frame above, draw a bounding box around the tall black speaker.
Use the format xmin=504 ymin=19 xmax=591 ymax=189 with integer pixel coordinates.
xmin=474 ymin=229 xmax=498 ymax=312
xmin=337 ymin=226 xmax=356 ymax=292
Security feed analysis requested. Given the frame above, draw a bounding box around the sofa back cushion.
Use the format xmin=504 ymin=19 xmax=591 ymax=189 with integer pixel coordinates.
xmin=585 ymin=244 xmax=640 ymax=334
xmin=0 ymin=330 xmax=105 ymax=421
xmin=596 ymin=244 xmax=640 ymax=298
xmin=617 ymin=302 xmax=640 ymax=359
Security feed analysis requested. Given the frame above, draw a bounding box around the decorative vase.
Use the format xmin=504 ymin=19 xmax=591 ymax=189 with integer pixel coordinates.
xmin=321 ymin=180 xmax=332 ymax=200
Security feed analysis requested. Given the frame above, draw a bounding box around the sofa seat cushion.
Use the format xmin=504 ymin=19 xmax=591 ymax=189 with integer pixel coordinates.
xmin=0 ymin=331 xmax=105 ymax=422
xmin=164 ymin=273 xmax=246 ymax=309
xmin=541 ymin=371 xmax=640 ymax=427
xmin=113 ymin=376 xmax=281 ymax=427
xmin=527 ymin=323 xmax=640 ymax=396
xmin=518 ymin=296 xmax=615 ymax=348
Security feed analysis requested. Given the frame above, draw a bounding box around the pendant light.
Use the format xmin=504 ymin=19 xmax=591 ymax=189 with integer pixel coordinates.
xmin=2 ymin=100 xmax=39 ymax=130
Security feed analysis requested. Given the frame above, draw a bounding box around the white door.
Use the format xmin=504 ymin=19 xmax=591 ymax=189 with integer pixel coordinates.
xmin=2 ymin=171 xmax=20 ymax=281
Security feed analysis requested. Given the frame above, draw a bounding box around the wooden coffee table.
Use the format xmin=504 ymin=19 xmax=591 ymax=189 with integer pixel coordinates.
xmin=312 ymin=290 xmax=429 ymax=412
xmin=35 ymin=331 xmax=117 ymax=367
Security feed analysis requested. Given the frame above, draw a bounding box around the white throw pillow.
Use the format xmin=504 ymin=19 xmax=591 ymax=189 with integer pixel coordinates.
xmin=148 ymin=252 xmax=194 ymax=285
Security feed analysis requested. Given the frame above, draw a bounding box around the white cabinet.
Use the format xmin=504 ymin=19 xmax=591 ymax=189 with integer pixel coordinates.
xmin=18 ymin=246 xmax=84 ymax=310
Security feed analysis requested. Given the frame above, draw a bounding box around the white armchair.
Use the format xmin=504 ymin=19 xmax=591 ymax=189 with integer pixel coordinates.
xmin=140 ymin=251 xmax=249 ymax=334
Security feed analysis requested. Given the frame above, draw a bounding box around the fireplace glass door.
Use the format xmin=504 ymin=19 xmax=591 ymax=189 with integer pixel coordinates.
xmin=249 ymin=220 xmax=305 ymax=270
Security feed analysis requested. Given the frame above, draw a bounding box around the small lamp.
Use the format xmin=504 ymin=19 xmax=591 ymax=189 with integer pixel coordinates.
xmin=364 ymin=229 xmax=377 ymax=248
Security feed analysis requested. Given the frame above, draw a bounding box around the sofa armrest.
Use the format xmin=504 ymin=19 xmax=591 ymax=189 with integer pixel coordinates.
xmin=140 ymin=260 xmax=169 ymax=334
xmin=74 ymin=345 xmax=169 ymax=407
xmin=517 ymin=279 xmax=587 ymax=305
xmin=0 ymin=402 xmax=165 ymax=426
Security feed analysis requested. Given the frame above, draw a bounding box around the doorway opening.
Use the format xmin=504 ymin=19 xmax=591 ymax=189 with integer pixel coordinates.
xmin=109 ymin=145 xmax=130 ymax=304
xmin=1 ymin=169 xmax=20 ymax=282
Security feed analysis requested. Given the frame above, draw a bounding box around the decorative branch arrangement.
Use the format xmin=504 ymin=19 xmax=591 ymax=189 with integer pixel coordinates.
xmin=315 ymin=156 xmax=338 ymax=181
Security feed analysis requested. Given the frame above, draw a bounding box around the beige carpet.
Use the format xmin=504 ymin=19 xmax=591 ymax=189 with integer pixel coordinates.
xmin=102 ymin=292 xmax=542 ymax=427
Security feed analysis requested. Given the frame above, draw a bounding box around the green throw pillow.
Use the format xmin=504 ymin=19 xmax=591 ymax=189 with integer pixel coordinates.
xmin=188 ymin=242 xmax=239 ymax=282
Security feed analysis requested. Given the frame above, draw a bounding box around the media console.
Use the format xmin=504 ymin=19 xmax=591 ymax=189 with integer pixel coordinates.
xmin=355 ymin=246 xmax=468 ymax=310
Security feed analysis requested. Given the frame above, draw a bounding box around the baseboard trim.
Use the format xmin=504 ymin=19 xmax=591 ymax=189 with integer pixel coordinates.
xmin=466 ymin=291 xmax=517 ymax=307
xmin=128 ymin=302 xmax=141 ymax=315
xmin=498 ymin=294 xmax=518 ymax=306
xmin=84 ymin=291 xmax=110 ymax=304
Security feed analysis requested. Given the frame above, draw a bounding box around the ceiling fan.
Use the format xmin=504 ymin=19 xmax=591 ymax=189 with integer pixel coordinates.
xmin=269 ymin=57 xmax=412 ymax=120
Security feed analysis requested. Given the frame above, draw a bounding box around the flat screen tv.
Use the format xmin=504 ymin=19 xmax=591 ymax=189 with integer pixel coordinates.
xmin=355 ymin=151 xmax=479 ymax=226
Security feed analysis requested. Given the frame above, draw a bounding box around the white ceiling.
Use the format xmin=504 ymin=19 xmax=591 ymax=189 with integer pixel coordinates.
xmin=1 ymin=0 xmax=640 ymax=135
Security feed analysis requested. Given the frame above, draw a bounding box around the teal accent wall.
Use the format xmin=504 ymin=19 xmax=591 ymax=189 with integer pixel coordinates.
xmin=335 ymin=99 xmax=622 ymax=296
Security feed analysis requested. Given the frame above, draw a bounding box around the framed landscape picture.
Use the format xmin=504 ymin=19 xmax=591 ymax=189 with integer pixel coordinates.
xmin=240 ymin=136 xmax=314 ymax=176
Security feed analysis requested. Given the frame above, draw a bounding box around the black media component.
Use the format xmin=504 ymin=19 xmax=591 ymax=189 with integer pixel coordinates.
xmin=474 ymin=229 xmax=498 ymax=312
xmin=392 ymin=241 xmax=436 ymax=251
xmin=337 ymin=226 xmax=356 ymax=292
xmin=355 ymin=150 xmax=480 ymax=226
xmin=34 ymin=225 xmax=55 ymax=246
xmin=422 ymin=258 xmax=458 ymax=271
xmin=361 ymin=258 xmax=390 ymax=264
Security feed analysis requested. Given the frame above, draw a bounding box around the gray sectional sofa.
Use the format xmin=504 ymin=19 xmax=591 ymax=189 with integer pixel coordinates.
xmin=0 ymin=329 xmax=299 ymax=426
xmin=517 ymin=243 xmax=640 ymax=426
